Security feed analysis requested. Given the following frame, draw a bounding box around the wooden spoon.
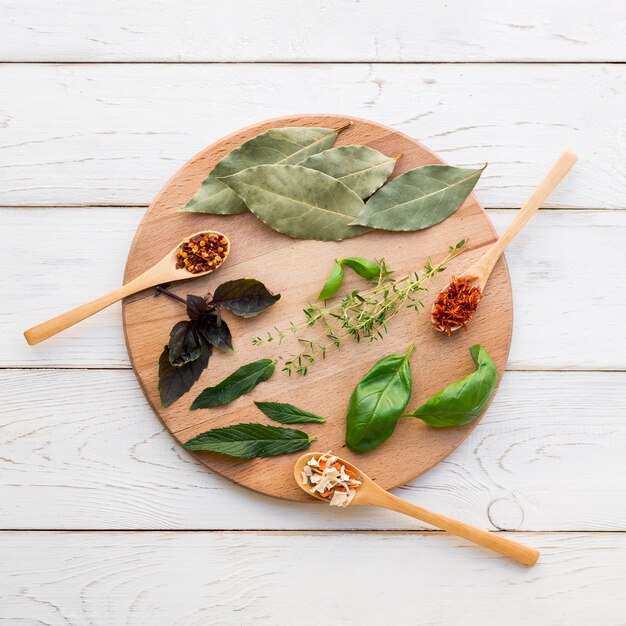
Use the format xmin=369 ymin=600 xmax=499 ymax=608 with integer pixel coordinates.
xmin=294 ymin=452 xmax=540 ymax=566
xmin=432 ymin=150 xmax=578 ymax=333
xmin=24 ymin=230 xmax=230 ymax=346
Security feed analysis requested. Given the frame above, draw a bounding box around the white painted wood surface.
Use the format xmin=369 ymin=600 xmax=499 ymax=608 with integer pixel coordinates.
xmin=2 ymin=368 xmax=625 ymax=531
xmin=2 ymin=2 xmax=625 ymax=621
xmin=5 ymin=208 xmax=624 ymax=369
xmin=2 ymin=1 xmax=626 ymax=62
xmin=1 ymin=64 xmax=625 ymax=208
xmin=1 ymin=532 xmax=624 ymax=625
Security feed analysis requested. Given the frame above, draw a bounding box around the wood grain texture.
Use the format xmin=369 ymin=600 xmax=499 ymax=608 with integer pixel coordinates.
xmin=2 ymin=0 xmax=626 ymax=62
xmin=3 ymin=369 xmax=624 ymax=530
xmin=2 ymin=531 xmax=625 ymax=625
xmin=10 ymin=208 xmax=626 ymax=369
xmin=123 ymin=114 xmax=512 ymax=501
xmin=0 ymin=63 xmax=621 ymax=208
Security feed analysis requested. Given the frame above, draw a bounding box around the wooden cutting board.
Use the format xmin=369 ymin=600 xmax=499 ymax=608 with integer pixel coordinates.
xmin=123 ymin=114 xmax=513 ymax=501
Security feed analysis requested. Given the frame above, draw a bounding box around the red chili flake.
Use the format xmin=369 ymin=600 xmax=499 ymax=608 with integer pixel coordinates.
xmin=431 ymin=276 xmax=482 ymax=336
xmin=176 ymin=232 xmax=229 ymax=274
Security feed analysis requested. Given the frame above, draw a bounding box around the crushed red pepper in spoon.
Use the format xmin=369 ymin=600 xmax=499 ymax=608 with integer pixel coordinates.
xmin=176 ymin=232 xmax=229 ymax=274
xmin=431 ymin=275 xmax=482 ymax=336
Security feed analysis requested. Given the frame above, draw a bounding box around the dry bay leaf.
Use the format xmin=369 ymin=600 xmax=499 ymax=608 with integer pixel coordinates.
xmin=220 ymin=164 xmax=368 ymax=241
xmin=351 ymin=164 xmax=485 ymax=231
xmin=179 ymin=126 xmax=347 ymax=215
xmin=298 ymin=145 xmax=397 ymax=199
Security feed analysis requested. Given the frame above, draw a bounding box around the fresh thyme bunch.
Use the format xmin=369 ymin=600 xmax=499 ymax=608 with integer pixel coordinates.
xmin=253 ymin=240 xmax=466 ymax=375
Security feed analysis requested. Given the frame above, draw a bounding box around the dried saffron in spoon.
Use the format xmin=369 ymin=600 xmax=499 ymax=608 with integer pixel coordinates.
xmin=431 ymin=276 xmax=482 ymax=336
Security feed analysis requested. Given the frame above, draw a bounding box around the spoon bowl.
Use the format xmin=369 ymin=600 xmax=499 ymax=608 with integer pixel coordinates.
xmin=294 ymin=451 xmax=540 ymax=566
xmin=24 ymin=230 xmax=230 ymax=346
xmin=432 ymin=151 xmax=577 ymax=334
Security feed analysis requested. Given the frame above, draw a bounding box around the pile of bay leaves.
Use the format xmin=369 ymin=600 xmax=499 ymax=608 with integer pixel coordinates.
xmin=179 ymin=123 xmax=485 ymax=241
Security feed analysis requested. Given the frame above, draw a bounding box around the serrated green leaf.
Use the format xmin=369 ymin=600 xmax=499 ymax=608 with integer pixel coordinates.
xmin=254 ymin=401 xmax=326 ymax=424
xmin=183 ymin=423 xmax=315 ymax=458
xmin=351 ymin=164 xmax=485 ymax=231
xmin=191 ymin=358 xmax=276 ymax=409
xmin=298 ymin=145 xmax=396 ymax=199
xmin=220 ymin=164 xmax=368 ymax=241
xmin=406 ymin=344 xmax=497 ymax=427
xmin=179 ymin=126 xmax=343 ymax=215
xmin=345 ymin=345 xmax=414 ymax=452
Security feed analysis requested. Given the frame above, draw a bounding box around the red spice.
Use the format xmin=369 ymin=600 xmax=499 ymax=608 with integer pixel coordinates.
xmin=431 ymin=276 xmax=482 ymax=336
xmin=176 ymin=232 xmax=229 ymax=274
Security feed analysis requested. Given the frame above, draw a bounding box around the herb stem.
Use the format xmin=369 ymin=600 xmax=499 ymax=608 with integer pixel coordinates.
xmin=156 ymin=285 xmax=188 ymax=305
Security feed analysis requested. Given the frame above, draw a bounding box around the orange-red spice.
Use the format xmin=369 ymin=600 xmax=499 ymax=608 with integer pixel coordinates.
xmin=431 ymin=276 xmax=482 ymax=336
xmin=176 ymin=232 xmax=229 ymax=274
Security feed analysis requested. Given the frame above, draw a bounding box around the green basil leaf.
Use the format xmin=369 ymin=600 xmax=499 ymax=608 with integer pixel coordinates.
xmin=351 ymin=164 xmax=485 ymax=231
xmin=191 ymin=358 xmax=276 ymax=409
xmin=211 ymin=278 xmax=280 ymax=318
xmin=318 ymin=262 xmax=344 ymax=301
xmin=298 ymin=145 xmax=396 ymax=199
xmin=186 ymin=294 xmax=209 ymax=320
xmin=159 ymin=339 xmax=212 ymax=407
xmin=340 ymin=257 xmax=381 ymax=279
xmin=220 ymin=164 xmax=368 ymax=241
xmin=345 ymin=345 xmax=414 ymax=452
xmin=196 ymin=315 xmax=233 ymax=352
xmin=407 ymin=344 xmax=497 ymax=427
xmin=178 ymin=127 xmax=343 ymax=215
xmin=183 ymin=423 xmax=315 ymax=458
xmin=254 ymin=401 xmax=326 ymax=424
xmin=168 ymin=320 xmax=201 ymax=367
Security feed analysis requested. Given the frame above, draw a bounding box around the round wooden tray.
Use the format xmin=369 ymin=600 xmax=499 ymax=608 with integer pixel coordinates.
xmin=123 ymin=114 xmax=513 ymax=501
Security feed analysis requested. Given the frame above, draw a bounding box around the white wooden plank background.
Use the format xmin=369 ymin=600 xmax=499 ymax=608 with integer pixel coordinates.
xmin=2 ymin=532 xmax=625 ymax=626
xmin=1 ymin=64 xmax=624 ymax=208
xmin=2 ymin=0 xmax=626 ymax=62
xmin=2 ymin=1 xmax=625 ymax=622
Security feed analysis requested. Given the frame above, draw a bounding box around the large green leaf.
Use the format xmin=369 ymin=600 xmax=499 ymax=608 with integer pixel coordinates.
xmin=298 ymin=145 xmax=396 ymax=199
xmin=190 ymin=358 xmax=276 ymax=409
xmin=406 ymin=344 xmax=497 ymax=427
xmin=183 ymin=423 xmax=315 ymax=458
xmin=220 ymin=164 xmax=368 ymax=241
xmin=351 ymin=164 xmax=484 ymax=231
xmin=179 ymin=126 xmax=343 ymax=215
xmin=345 ymin=345 xmax=414 ymax=452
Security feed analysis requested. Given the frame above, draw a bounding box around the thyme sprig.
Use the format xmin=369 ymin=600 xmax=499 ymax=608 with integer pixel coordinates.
xmin=253 ymin=240 xmax=467 ymax=375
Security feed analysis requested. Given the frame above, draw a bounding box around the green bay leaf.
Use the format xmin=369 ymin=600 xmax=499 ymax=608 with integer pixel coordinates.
xmin=220 ymin=164 xmax=368 ymax=241
xmin=298 ymin=145 xmax=397 ymax=199
xmin=351 ymin=164 xmax=485 ymax=231
xmin=179 ymin=126 xmax=344 ymax=215
xmin=183 ymin=423 xmax=315 ymax=458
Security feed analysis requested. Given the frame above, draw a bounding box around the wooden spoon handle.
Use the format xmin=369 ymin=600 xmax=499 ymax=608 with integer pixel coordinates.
xmin=368 ymin=490 xmax=539 ymax=566
xmin=474 ymin=150 xmax=578 ymax=285
xmin=23 ymin=272 xmax=157 ymax=346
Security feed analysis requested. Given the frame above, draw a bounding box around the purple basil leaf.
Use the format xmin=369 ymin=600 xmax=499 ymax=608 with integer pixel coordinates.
xmin=159 ymin=339 xmax=212 ymax=407
xmin=168 ymin=320 xmax=202 ymax=366
xmin=196 ymin=315 xmax=233 ymax=352
xmin=186 ymin=294 xmax=209 ymax=320
xmin=210 ymin=278 xmax=280 ymax=318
